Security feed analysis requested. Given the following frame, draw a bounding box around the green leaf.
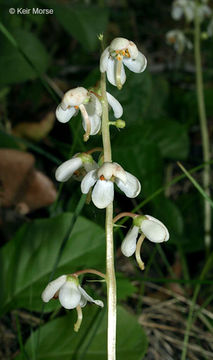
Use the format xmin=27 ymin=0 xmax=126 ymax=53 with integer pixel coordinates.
xmin=0 ymin=213 xmax=105 ymax=315
xmin=42 ymin=1 xmax=109 ymax=51
xmin=117 ymin=273 xmax=137 ymax=301
xmin=15 ymin=306 xmax=148 ymax=360
xmin=0 ymin=28 xmax=49 ymax=85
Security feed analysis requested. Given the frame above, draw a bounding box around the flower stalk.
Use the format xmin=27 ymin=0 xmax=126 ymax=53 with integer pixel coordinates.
xmin=101 ymin=69 xmax=116 ymax=359
xmin=194 ymin=7 xmax=211 ymax=249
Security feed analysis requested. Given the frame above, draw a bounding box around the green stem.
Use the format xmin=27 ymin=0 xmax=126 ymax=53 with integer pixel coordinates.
xmin=194 ymin=9 xmax=211 ymax=249
xmin=101 ymin=71 xmax=116 ymax=359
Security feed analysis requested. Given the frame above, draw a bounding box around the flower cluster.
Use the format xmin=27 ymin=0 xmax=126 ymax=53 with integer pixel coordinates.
xmin=167 ymin=0 xmax=213 ymax=53
xmin=41 ymin=37 xmax=169 ymax=336
xmin=172 ymin=0 xmax=211 ymax=22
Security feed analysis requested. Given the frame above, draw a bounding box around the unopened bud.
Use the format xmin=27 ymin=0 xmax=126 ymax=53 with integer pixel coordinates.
xmin=201 ymin=32 xmax=208 ymax=40
xmin=115 ymin=119 xmax=126 ymax=128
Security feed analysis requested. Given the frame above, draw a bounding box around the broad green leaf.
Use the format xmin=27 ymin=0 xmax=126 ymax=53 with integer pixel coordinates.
xmin=0 ymin=28 xmax=49 ymax=85
xmin=116 ymin=273 xmax=137 ymax=301
xmin=42 ymin=1 xmax=109 ymax=51
xmin=15 ymin=306 xmax=148 ymax=360
xmin=109 ymin=72 xmax=169 ymax=122
xmin=0 ymin=213 xmax=105 ymax=315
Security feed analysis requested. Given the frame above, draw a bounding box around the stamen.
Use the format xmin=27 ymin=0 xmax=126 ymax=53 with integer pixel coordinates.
xmin=100 ymin=175 xmax=105 ymax=181
xmin=125 ymin=49 xmax=130 ymax=58
xmin=135 ymin=234 xmax=145 ymax=271
xmin=116 ymin=55 xmax=122 ymax=61
xmin=74 ymin=305 xmax=83 ymax=332
xmin=79 ymin=104 xmax=91 ymax=142
xmin=74 ymin=105 xmax=79 ymax=109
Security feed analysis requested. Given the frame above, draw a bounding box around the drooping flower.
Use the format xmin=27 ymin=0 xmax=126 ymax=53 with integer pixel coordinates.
xmin=100 ymin=37 xmax=147 ymax=89
xmin=172 ymin=0 xmax=195 ymax=21
xmin=81 ymin=162 xmax=141 ymax=209
xmin=172 ymin=0 xmax=212 ymax=22
xmin=42 ymin=274 xmax=104 ymax=310
xmin=56 ymin=87 xmax=123 ymax=141
xmin=121 ymin=215 xmax=169 ymax=269
xmin=166 ymin=29 xmax=193 ymax=53
xmin=55 ymin=152 xmax=98 ymax=182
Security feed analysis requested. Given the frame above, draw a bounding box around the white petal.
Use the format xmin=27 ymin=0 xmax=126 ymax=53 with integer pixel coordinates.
xmin=81 ymin=169 xmax=97 ymax=194
xmin=110 ymin=37 xmax=129 ymax=51
xmin=123 ymin=52 xmax=147 ymax=73
xmin=92 ymin=180 xmax=114 ymax=209
xmin=121 ymin=226 xmax=139 ymax=257
xmin=78 ymin=286 xmax=104 ymax=307
xmin=115 ymin=171 xmax=141 ymax=198
xmin=106 ymin=58 xmax=126 ymax=87
xmin=106 ymin=92 xmax=123 ymax=118
xmin=88 ymin=93 xmax=102 ymax=116
xmin=62 ymin=87 xmax=88 ymax=109
xmin=55 ymin=157 xmax=83 ymax=182
xmin=100 ymin=46 xmax=110 ymax=73
xmin=184 ymin=5 xmax=195 ymax=21
xmin=172 ymin=6 xmax=183 ymax=20
xmin=82 ymin=114 xmax=101 ymax=135
xmin=142 ymin=215 xmax=169 ymax=242
xmin=81 ymin=95 xmax=102 ymax=135
xmin=59 ymin=281 xmax=81 ymax=309
xmin=113 ymin=162 xmax=127 ymax=183
xmin=56 ymin=105 xmax=77 ymax=123
xmin=127 ymin=41 xmax=138 ymax=59
xmin=41 ymin=275 xmax=66 ymax=303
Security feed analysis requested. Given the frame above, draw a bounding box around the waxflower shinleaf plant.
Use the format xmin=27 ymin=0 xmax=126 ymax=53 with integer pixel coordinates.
xmin=41 ymin=36 xmax=169 ymax=360
xmin=166 ymin=0 xmax=213 ymax=54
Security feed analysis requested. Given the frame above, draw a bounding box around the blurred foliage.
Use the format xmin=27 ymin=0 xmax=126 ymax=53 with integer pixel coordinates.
xmin=15 ymin=306 xmax=148 ymax=360
xmin=0 ymin=0 xmax=213 ymax=359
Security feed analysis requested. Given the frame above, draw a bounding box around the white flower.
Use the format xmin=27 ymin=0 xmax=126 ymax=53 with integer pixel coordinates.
xmin=55 ymin=153 xmax=98 ymax=182
xmin=197 ymin=2 xmax=212 ymax=21
xmin=100 ymin=37 xmax=147 ymax=89
xmin=81 ymin=162 xmax=141 ymax=209
xmin=56 ymin=87 xmax=123 ymax=140
xmin=172 ymin=0 xmax=196 ymax=22
xmin=121 ymin=215 xmax=169 ymax=257
xmin=42 ymin=275 xmax=104 ymax=310
xmin=172 ymin=0 xmax=212 ymax=22
xmin=166 ymin=30 xmax=193 ymax=54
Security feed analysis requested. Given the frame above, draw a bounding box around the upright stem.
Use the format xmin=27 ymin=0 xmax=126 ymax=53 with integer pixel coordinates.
xmin=101 ymin=71 xmax=117 ymax=360
xmin=194 ymin=11 xmax=211 ymax=249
